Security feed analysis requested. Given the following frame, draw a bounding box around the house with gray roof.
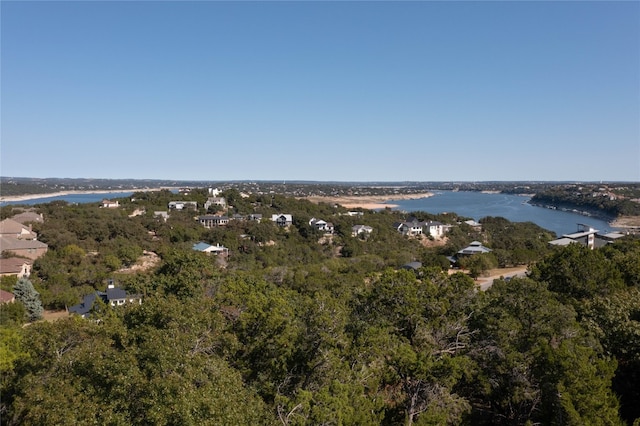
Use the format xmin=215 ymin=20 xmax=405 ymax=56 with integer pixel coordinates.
xmin=457 ymin=241 xmax=492 ymax=256
xmin=394 ymin=219 xmax=424 ymax=236
xmin=272 ymin=214 xmax=293 ymax=227
xmin=548 ymin=224 xmax=626 ymax=249
xmin=424 ymin=221 xmax=447 ymax=238
xmin=69 ymin=282 xmax=141 ymax=318
xmin=198 ymin=215 xmax=230 ymax=228
xmin=192 ymin=242 xmax=229 ymax=256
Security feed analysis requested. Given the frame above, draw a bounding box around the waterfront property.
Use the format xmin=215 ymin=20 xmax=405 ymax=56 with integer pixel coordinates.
xmin=549 ymin=224 xmax=627 ymax=249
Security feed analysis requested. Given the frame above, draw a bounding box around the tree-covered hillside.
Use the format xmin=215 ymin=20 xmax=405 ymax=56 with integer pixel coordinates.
xmin=1 ymin=190 xmax=639 ymax=425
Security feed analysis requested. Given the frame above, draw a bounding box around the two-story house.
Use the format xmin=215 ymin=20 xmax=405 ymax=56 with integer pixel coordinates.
xmin=309 ymin=218 xmax=334 ymax=234
xmin=272 ymin=214 xmax=293 ymax=227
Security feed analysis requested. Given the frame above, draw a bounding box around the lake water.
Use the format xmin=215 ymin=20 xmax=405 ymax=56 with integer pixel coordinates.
xmin=0 ymin=191 xmax=138 ymax=206
xmin=388 ymin=191 xmax=618 ymax=237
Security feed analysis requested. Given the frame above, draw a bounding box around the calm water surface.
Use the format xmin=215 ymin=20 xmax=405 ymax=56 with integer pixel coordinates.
xmin=0 ymin=192 xmax=137 ymax=206
xmin=388 ymin=191 xmax=618 ymax=237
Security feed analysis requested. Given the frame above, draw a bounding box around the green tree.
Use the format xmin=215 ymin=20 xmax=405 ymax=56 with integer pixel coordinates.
xmin=529 ymin=244 xmax=625 ymax=302
xmin=0 ymin=301 xmax=27 ymax=326
xmin=13 ymin=277 xmax=43 ymax=321
xmin=0 ymin=327 xmax=26 ymax=373
xmin=467 ymin=278 xmax=623 ymax=425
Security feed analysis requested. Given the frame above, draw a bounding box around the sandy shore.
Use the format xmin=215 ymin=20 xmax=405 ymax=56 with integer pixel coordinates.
xmin=304 ymin=192 xmax=434 ymax=210
xmin=0 ymin=187 xmax=172 ymax=203
xmin=609 ymin=215 xmax=640 ymax=229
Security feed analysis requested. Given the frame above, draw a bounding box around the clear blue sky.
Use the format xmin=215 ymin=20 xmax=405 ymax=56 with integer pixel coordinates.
xmin=1 ymin=1 xmax=639 ymax=182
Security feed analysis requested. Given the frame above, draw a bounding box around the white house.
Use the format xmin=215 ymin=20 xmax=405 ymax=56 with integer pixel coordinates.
xmin=310 ymin=218 xmax=334 ymax=234
xmin=168 ymin=201 xmax=197 ymax=210
xmin=395 ymin=219 xmax=424 ymax=236
xmin=101 ymin=199 xmax=120 ymax=208
xmin=423 ymin=221 xmax=446 ymax=238
xmin=198 ymin=215 xmax=230 ymax=228
xmin=192 ymin=242 xmax=229 ymax=256
xmin=204 ymin=197 xmax=227 ymax=210
xmin=352 ymin=225 xmax=373 ymax=237
xmin=272 ymin=214 xmax=293 ymax=227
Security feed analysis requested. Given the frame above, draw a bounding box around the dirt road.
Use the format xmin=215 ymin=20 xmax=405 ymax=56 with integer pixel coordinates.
xmin=475 ymin=265 xmax=529 ymax=291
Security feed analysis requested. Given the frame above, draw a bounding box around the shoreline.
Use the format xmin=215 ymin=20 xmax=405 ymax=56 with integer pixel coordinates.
xmin=0 ymin=187 xmax=172 ymax=203
xmin=303 ymin=192 xmax=434 ymax=210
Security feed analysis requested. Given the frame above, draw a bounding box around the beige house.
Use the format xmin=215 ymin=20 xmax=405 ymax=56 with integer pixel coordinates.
xmin=0 ymin=236 xmax=48 ymax=260
xmin=101 ymin=199 xmax=120 ymax=208
xmin=0 ymin=258 xmax=32 ymax=278
xmin=11 ymin=211 xmax=44 ymax=225
xmin=0 ymin=218 xmax=37 ymax=240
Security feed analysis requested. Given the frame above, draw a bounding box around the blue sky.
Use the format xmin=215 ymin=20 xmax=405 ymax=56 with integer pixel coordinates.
xmin=1 ymin=1 xmax=639 ymax=182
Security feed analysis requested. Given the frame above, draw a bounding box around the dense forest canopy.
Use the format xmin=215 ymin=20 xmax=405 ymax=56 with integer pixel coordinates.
xmin=1 ymin=187 xmax=640 ymax=425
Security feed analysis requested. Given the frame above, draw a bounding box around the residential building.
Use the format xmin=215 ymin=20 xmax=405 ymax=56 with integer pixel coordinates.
xmin=204 ymin=197 xmax=227 ymax=211
xmin=0 ymin=236 xmax=48 ymax=260
xmin=0 ymin=218 xmax=37 ymax=240
xmin=401 ymin=261 xmax=422 ymax=271
xmin=0 ymin=289 xmax=15 ymax=304
xmin=11 ymin=211 xmax=44 ymax=225
xmin=423 ymin=221 xmax=446 ymax=238
xmin=0 ymin=258 xmax=32 ymax=278
xmin=198 ymin=215 xmax=230 ymax=228
xmin=69 ymin=282 xmax=142 ymax=318
xmin=457 ymin=241 xmax=492 ymax=256
xmin=310 ymin=218 xmax=334 ymax=234
xmin=352 ymin=225 xmax=373 ymax=237
xmin=548 ymin=224 xmax=624 ymax=249
xmin=272 ymin=214 xmax=293 ymax=227
xmin=168 ymin=201 xmax=198 ymax=210
xmin=464 ymin=220 xmax=482 ymax=230
xmin=247 ymin=214 xmax=263 ymax=222
xmin=395 ymin=219 xmax=424 ymax=236
xmin=192 ymin=242 xmax=229 ymax=256
xmin=101 ymin=199 xmax=120 ymax=208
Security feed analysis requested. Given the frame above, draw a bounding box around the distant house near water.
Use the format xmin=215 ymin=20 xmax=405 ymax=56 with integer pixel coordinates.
xmin=549 ymin=224 xmax=626 ymax=249
xmin=101 ymin=199 xmax=120 ymax=208
xmin=394 ymin=217 xmax=449 ymax=238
